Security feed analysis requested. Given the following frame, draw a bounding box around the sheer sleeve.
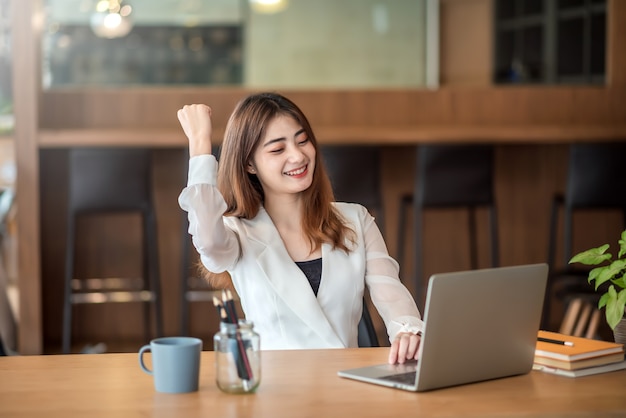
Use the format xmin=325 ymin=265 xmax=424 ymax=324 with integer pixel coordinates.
xmin=361 ymin=208 xmax=424 ymax=342
xmin=177 ymin=154 xmax=241 ymax=273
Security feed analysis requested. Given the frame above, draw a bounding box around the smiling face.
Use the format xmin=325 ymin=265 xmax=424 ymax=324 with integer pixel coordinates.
xmin=247 ymin=114 xmax=316 ymax=201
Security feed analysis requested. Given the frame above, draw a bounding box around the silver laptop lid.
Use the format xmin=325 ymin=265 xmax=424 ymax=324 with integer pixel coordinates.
xmin=415 ymin=263 xmax=548 ymax=391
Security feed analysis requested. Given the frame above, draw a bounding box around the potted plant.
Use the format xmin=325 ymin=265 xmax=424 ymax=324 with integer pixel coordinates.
xmin=569 ymin=229 xmax=626 ymax=341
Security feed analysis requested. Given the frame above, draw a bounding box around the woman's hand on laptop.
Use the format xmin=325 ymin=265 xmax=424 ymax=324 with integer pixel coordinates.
xmin=389 ymin=332 xmax=421 ymax=364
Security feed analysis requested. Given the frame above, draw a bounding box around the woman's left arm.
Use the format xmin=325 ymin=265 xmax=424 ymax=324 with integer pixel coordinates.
xmin=359 ymin=207 xmax=424 ymax=364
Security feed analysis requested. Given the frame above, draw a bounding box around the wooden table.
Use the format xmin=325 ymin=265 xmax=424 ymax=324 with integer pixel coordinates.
xmin=1 ymin=348 xmax=625 ymax=417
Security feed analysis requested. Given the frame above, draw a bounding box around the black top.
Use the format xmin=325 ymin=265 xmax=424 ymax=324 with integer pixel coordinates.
xmin=295 ymin=258 xmax=323 ymax=296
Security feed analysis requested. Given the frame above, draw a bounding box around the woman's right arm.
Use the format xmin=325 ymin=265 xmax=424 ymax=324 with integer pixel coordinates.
xmin=177 ymin=105 xmax=241 ymax=273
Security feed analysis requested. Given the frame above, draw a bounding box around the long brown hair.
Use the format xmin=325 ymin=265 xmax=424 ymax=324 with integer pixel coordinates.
xmin=218 ymin=92 xmax=355 ymax=253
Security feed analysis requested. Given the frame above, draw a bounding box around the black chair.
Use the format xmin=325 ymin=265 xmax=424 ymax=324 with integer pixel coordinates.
xmin=321 ymin=145 xmax=382 ymax=347
xmin=544 ymin=142 xmax=626 ymax=332
xmin=62 ymin=148 xmax=163 ymax=353
xmin=397 ymin=145 xmax=499 ymax=307
xmin=357 ymin=300 xmax=379 ymax=347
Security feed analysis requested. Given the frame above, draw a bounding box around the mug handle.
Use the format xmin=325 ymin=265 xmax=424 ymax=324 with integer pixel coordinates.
xmin=138 ymin=344 xmax=153 ymax=375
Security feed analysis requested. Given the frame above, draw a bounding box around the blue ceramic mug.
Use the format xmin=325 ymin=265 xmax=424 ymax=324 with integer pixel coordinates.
xmin=139 ymin=336 xmax=202 ymax=393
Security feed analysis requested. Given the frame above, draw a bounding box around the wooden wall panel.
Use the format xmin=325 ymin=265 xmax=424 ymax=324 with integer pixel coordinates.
xmin=39 ymin=87 xmax=626 ymax=132
xmin=440 ymin=0 xmax=492 ymax=86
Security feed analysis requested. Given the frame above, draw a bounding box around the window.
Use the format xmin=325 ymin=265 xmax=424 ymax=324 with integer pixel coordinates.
xmin=494 ymin=0 xmax=606 ymax=84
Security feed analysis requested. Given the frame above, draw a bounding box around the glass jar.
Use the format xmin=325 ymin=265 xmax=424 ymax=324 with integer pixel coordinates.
xmin=214 ymin=319 xmax=261 ymax=394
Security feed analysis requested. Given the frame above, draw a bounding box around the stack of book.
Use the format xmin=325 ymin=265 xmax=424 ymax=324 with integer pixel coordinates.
xmin=533 ymin=330 xmax=626 ymax=377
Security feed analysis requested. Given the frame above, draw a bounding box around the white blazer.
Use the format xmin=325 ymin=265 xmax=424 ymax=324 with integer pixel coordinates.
xmin=179 ymin=155 xmax=423 ymax=350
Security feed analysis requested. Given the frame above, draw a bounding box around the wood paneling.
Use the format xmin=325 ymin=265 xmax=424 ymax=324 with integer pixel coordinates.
xmin=40 ymin=86 xmax=626 ymax=132
xmin=440 ymin=0 xmax=492 ymax=86
xmin=608 ymin=0 xmax=626 ymax=85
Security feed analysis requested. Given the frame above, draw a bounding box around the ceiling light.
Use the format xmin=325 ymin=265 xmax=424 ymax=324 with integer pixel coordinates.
xmin=249 ymin=0 xmax=289 ymax=14
xmin=90 ymin=0 xmax=134 ymax=39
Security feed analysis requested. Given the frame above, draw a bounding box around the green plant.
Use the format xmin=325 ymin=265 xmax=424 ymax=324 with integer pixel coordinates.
xmin=569 ymin=229 xmax=626 ymax=330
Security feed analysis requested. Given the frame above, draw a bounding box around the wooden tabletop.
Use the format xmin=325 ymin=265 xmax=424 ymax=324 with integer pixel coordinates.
xmin=1 ymin=348 xmax=626 ymax=417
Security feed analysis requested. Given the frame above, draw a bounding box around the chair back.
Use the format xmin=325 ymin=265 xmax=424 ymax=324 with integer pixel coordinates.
xmin=565 ymin=143 xmax=626 ymax=209
xmin=321 ymin=146 xmax=383 ymax=220
xmin=68 ymin=148 xmax=153 ymax=213
xmin=418 ymin=144 xmax=494 ymax=207
xmin=357 ymin=300 xmax=380 ymax=348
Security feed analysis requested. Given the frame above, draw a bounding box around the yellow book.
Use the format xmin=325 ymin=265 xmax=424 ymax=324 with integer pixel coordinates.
xmin=535 ymin=330 xmax=624 ymax=362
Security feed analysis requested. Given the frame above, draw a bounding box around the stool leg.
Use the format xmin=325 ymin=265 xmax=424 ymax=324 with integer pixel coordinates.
xmin=413 ymin=204 xmax=424 ymax=310
xmin=396 ymin=194 xmax=412 ymax=284
xmin=145 ymin=209 xmax=163 ymax=339
xmin=489 ymin=206 xmax=499 ymax=267
xmin=62 ymin=216 xmax=76 ymax=354
xmin=180 ymin=214 xmax=191 ymax=336
xmin=468 ymin=207 xmax=478 ymax=270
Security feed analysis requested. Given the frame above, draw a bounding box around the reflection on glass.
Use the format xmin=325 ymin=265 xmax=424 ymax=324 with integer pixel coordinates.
xmin=42 ymin=0 xmax=429 ymax=89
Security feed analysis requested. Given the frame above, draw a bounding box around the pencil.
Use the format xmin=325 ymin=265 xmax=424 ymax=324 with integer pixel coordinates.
xmin=538 ymin=336 xmax=575 ymax=347
xmin=220 ymin=290 xmax=254 ymax=382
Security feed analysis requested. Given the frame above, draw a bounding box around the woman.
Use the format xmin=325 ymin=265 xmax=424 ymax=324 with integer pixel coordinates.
xmin=177 ymin=92 xmax=423 ymax=364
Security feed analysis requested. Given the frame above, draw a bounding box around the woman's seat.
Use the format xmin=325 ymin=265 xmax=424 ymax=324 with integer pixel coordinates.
xmin=321 ymin=145 xmax=383 ymax=347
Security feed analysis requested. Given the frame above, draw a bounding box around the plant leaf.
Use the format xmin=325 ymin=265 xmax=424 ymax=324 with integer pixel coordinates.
xmin=587 ymin=266 xmax=604 ymax=284
xmin=569 ymin=244 xmax=612 ymax=265
xmin=619 ymin=230 xmax=626 ymax=259
xmin=594 ymin=259 xmax=626 ymax=290
xmin=606 ymin=287 xmax=626 ymax=330
xmin=599 ymin=292 xmax=609 ymax=309
xmin=613 ymin=275 xmax=626 ymax=289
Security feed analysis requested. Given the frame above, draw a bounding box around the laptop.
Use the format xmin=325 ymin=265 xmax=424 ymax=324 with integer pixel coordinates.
xmin=338 ymin=263 xmax=548 ymax=392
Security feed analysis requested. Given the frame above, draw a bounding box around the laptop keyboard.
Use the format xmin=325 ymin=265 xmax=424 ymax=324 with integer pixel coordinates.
xmin=379 ymin=371 xmax=417 ymax=385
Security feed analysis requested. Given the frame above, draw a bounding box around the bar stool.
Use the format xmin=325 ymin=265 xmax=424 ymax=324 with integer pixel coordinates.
xmin=397 ymin=145 xmax=499 ymax=307
xmin=62 ymin=148 xmax=163 ymax=353
xmin=321 ymin=145 xmax=383 ymax=347
xmin=544 ymin=142 xmax=626 ymax=331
